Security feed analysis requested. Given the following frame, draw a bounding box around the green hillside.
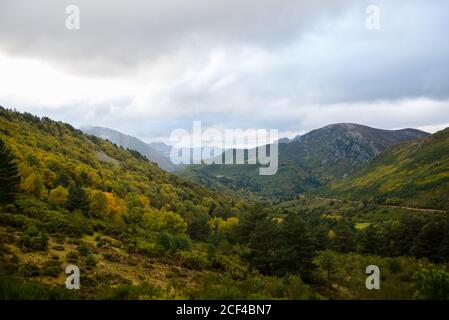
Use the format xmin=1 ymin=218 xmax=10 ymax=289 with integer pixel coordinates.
xmin=319 ymin=128 xmax=449 ymax=210
xmin=1 ymin=107 xmax=449 ymax=300
xmin=179 ymin=124 xmax=428 ymax=200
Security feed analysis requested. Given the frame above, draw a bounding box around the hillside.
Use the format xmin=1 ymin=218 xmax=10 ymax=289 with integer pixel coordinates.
xmin=81 ymin=126 xmax=177 ymax=172
xmin=0 ymin=107 xmax=252 ymax=298
xmin=318 ymin=127 xmax=449 ymax=210
xmin=179 ymin=124 xmax=428 ymax=200
xmin=1 ymin=107 xmax=449 ymax=300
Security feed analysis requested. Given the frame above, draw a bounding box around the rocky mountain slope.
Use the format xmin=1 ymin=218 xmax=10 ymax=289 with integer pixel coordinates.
xmin=179 ymin=124 xmax=429 ymax=200
xmin=81 ymin=126 xmax=176 ymax=172
xmin=318 ymin=127 xmax=449 ymax=210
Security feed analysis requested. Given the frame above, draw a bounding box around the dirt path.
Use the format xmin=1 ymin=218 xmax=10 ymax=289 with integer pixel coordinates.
xmin=312 ymin=196 xmax=447 ymax=213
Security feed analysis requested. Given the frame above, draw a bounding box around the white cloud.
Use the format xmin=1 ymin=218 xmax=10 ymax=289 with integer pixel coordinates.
xmin=0 ymin=0 xmax=448 ymax=141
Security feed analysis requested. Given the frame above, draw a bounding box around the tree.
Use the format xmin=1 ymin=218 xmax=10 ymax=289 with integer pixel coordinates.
xmin=312 ymin=224 xmax=331 ymax=251
xmin=21 ymin=173 xmax=44 ymax=198
xmin=145 ymin=208 xmax=187 ymax=234
xmin=277 ymin=215 xmax=315 ymax=277
xmin=359 ymin=224 xmax=384 ymax=255
xmin=188 ymin=212 xmax=210 ymax=241
xmin=413 ymin=267 xmax=449 ymax=300
xmin=89 ymin=190 xmax=109 ymax=218
xmin=411 ymin=220 xmax=445 ymax=262
xmin=48 ymin=185 xmax=69 ymax=208
xmin=125 ymin=192 xmax=149 ymax=210
xmin=67 ymin=186 xmax=89 ymax=213
xmin=248 ymin=219 xmax=280 ymax=275
xmin=0 ymin=138 xmax=21 ymax=204
xmin=333 ymin=221 xmax=357 ymax=253
xmin=314 ymin=250 xmax=338 ymax=286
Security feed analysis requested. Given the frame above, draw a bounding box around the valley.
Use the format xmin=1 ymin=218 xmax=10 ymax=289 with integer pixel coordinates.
xmin=1 ymin=107 xmax=449 ymax=300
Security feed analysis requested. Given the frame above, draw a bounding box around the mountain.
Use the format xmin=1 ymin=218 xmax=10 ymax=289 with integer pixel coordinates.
xmin=178 ymin=123 xmax=429 ymax=200
xmin=278 ymin=135 xmax=301 ymax=144
xmin=81 ymin=126 xmax=177 ymax=172
xmin=0 ymin=106 xmax=248 ymax=298
xmin=282 ymin=123 xmax=429 ymax=181
xmin=147 ymin=142 xmax=172 ymax=159
xmin=317 ymin=127 xmax=449 ymax=210
xmin=0 ymin=107 xmax=447 ymax=300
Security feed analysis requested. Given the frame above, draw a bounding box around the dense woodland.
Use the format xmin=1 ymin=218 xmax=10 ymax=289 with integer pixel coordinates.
xmin=1 ymin=106 xmax=449 ymax=300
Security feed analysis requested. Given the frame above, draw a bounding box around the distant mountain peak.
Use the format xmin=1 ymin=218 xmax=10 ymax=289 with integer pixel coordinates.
xmin=81 ymin=126 xmax=177 ymax=172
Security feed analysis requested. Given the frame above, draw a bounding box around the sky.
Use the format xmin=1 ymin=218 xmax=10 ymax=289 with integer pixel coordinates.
xmin=0 ymin=0 xmax=448 ymax=144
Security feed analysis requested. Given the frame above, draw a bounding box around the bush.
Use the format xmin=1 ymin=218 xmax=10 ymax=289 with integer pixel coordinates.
xmin=0 ymin=273 xmax=77 ymax=299
xmin=0 ymin=212 xmax=30 ymax=230
xmin=19 ymin=226 xmax=48 ymax=251
xmin=41 ymin=261 xmax=61 ymax=277
xmin=156 ymin=232 xmax=191 ymax=255
xmin=66 ymin=251 xmax=79 ymax=263
xmin=175 ymin=250 xmax=209 ymax=270
xmin=413 ymin=267 xmax=449 ymax=300
xmin=100 ymin=283 xmax=162 ymax=300
xmin=18 ymin=263 xmax=40 ymax=278
xmin=77 ymin=242 xmax=91 ymax=256
xmin=84 ymin=254 xmax=97 ymax=269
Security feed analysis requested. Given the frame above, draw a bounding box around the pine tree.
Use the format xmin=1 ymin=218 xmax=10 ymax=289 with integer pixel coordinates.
xmin=67 ymin=186 xmax=89 ymax=213
xmin=333 ymin=221 xmax=357 ymax=253
xmin=0 ymin=138 xmax=21 ymax=204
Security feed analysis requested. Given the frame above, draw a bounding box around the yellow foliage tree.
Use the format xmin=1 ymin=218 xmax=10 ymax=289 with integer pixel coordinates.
xmin=145 ymin=208 xmax=187 ymax=234
xmin=21 ymin=172 xmax=45 ymax=198
xmin=48 ymin=185 xmax=69 ymax=208
xmin=89 ymin=190 xmax=109 ymax=218
xmin=209 ymin=217 xmax=239 ymax=238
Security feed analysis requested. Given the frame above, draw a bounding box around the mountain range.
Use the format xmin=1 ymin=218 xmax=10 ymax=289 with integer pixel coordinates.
xmin=319 ymin=127 xmax=449 ymax=210
xmin=178 ymin=123 xmax=429 ymax=200
xmin=81 ymin=126 xmax=177 ymax=172
xmin=81 ymin=126 xmax=224 ymax=173
xmin=1 ymin=106 xmax=448 ymax=300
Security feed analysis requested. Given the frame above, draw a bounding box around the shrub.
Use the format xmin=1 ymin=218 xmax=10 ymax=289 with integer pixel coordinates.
xmin=175 ymin=250 xmax=209 ymax=270
xmin=84 ymin=254 xmax=97 ymax=268
xmin=77 ymin=242 xmax=91 ymax=256
xmin=66 ymin=251 xmax=79 ymax=263
xmin=413 ymin=267 xmax=449 ymax=300
xmin=48 ymin=186 xmax=69 ymax=208
xmin=18 ymin=263 xmax=40 ymax=278
xmin=19 ymin=226 xmax=48 ymax=251
xmin=41 ymin=261 xmax=61 ymax=277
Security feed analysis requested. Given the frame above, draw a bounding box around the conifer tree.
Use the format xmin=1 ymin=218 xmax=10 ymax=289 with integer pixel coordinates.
xmin=0 ymin=138 xmax=21 ymax=204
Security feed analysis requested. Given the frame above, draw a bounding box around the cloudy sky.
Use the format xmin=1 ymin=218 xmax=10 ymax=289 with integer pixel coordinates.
xmin=0 ymin=0 xmax=448 ymax=143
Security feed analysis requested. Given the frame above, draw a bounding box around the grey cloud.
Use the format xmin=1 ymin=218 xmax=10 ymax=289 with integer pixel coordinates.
xmin=1 ymin=0 xmax=449 ymax=141
xmin=0 ymin=0 xmax=354 ymax=76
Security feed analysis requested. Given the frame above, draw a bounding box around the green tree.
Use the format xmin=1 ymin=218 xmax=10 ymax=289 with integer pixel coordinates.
xmin=67 ymin=186 xmax=89 ymax=213
xmin=411 ymin=220 xmax=445 ymax=262
xmin=314 ymin=250 xmax=338 ymax=286
xmin=89 ymin=190 xmax=109 ymax=218
xmin=312 ymin=224 xmax=331 ymax=251
xmin=413 ymin=267 xmax=449 ymax=300
xmin=333 ymin=221 xmax=357 ymax=253
xmin=0 ymin=138 xmax=21 ymax=204
xmin=359 ymin=224 xmax=385 ymax=255
xmin=248 ymin=219 xmax=280 ymax=274
xmin=21 ymin=173 xmax=44 ymax=198
xmin=48 ymin=185 xmax=69 ymax=208
xmin=277 ymin=215 xmax=315 ymax=277
xmin=188 ymin=212 xmax=210 ymax=241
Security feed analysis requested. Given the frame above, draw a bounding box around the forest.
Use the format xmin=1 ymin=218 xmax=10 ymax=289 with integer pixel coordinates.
xmin=1 ymin=106 xmax=449 ymax=300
